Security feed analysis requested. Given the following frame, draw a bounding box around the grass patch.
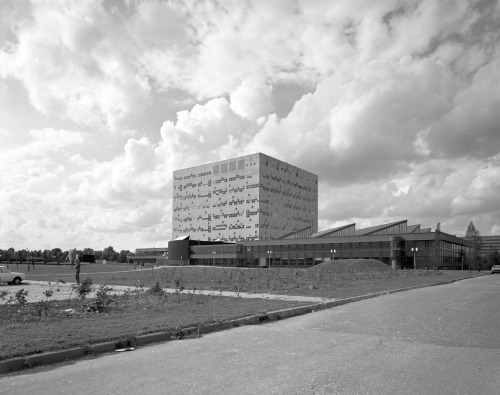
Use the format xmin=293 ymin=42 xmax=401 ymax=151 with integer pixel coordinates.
xmin=0 ymin=289 xmax=308 ymax=361
xmin=28 ymin=265 xmax=486 ymax=298
xmin=6 ymin=263 xmax=486 ymax=362
xmin=21 ymin=263 xmax=134 ymax=278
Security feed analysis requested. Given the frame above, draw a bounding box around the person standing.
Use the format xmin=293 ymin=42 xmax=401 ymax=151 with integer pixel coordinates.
xmin=75 ymin=254 xmax=81 ymax=285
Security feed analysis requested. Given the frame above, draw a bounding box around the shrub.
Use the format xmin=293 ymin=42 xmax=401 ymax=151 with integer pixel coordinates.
xmin=15 ymin=289 xmax=29 ymax=307
xmin=0 ymin=290 xmax=8 ymax=302
xmin=74 ymin=277 xmax=94 ymax=299
xmin=83 ymin=284 xmax=114 ymax=313
xmin=148 ymin=281 xmax=165 ymax=296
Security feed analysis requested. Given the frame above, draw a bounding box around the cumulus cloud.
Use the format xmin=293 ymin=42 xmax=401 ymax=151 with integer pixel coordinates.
xmin=1 ymin=0 xmax=500 ymax=250
xmin=230 ymin=79 xmax=274 ymax=121
xmin=0 ymin=0 xmax=151 ymax=130
xmin=157 ymin=97 xmax=255 ymax=170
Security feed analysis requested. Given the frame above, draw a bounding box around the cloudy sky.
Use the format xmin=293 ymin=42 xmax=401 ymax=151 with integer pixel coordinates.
xmin=1 ymin=0 xmax=499 ymax=252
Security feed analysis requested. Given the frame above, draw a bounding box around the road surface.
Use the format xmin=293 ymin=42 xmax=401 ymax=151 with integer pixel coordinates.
xmin=2 ymin=275 xmax=499 ymax=394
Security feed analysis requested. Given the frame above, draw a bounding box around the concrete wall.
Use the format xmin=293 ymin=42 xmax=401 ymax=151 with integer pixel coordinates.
xmin=172 ymin=153 xmax=318 ymax=242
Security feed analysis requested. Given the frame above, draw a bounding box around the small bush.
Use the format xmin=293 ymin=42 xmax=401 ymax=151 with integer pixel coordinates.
xmin=74 ymin=277 xmax=94 ymax=299
xmin=0 ymin=290 xmax=8 ymax=302
xmin=15 ymin=289 xmax=29 ymax=307
xmin=83 ymin=284 xmax=114 ymax=313
xmin=148 ymin=281 xmax=165 ymax=296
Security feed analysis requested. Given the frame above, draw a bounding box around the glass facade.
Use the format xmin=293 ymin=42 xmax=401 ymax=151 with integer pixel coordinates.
xmin=182 ymin=234 xmax=470 ymax=269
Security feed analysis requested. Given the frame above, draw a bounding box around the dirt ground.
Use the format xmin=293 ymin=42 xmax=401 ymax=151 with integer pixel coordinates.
xmin=0 ymin=281 xmax=138 ymax=304
xmin=0 ymin=280 xmax=335 ymax=305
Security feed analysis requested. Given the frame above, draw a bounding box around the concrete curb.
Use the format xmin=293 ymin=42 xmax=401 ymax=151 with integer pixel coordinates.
xmin=0 ymin=274 xmax=485 ymax=375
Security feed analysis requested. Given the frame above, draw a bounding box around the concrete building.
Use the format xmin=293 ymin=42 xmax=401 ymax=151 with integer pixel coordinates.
xmin=133 ymin=247 xmax=168 ymax=266
xmin=172 ymin=153 xmax=318 ymax=241
xmin=480 ymin=235 xmax=500 ymax=257
xmin=136 ymin=154 xmax=473 ymax=269
xmin=167 ymin=220 xmax=471 ymax=269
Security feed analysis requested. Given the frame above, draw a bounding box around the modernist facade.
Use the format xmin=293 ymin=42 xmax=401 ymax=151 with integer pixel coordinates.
xmin=479 ymin=235 xmax=500 ymax=257
xmin=133 ymin=154 xmax=474 ymax=270
xmin=133 ymin=247 xmax=168 ymax=266
xmin=166 ymin=220 xmax=471 ymax=270
xmin=172 ymin=153 xmax=318 ymax=241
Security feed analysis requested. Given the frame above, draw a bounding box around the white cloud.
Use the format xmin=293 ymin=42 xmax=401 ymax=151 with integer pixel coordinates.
xmin=1 ymin=0 xmax=500 ymax=251
xmin=230 ymin=79 xmax=274 ymax=121
xmin=0 ymin=0 xmax=151 ymax=130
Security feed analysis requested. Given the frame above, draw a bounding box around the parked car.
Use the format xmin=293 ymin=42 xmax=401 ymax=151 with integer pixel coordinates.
xmin=0 ymin=265 xmax=26 ymax=285
xmin=491 ymin=265 xmax=500 ymax=274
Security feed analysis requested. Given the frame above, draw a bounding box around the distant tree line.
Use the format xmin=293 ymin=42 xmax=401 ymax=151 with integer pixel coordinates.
xmin=0 ymin=246 xmax=134 ymax=264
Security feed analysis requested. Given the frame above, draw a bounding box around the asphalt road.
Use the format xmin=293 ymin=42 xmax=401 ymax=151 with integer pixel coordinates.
xmin=2 ymin=275 xmax=499 ymax=394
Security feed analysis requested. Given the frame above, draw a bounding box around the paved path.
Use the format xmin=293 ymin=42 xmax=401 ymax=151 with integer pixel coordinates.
xmin=0 ymin=280 xmax=336 ymax=304
xmin=2 ymin=275 xmax=499 ymax=394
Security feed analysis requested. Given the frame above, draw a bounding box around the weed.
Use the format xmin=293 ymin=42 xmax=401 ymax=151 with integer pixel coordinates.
xmin=187 ymin=287 xmax=197 ymax=301
xmin=0 ymin=290 xmax=8 ymax=302
xmin=148 ymin=281 xmax=165 ymax=296
xmin=173 ymin=279 xmax=184 ymax=302
xmin=171 ymin=327 xmax=185 ymax=340
xmin=35 ymin=288 xmax=54 ymax=317
xmin=73 ymin=277 xmax=94 ymax=299
xmin=83 ymin=284 xmax=114 ymax=313
xmin=174 ymin=279 xmax=184 ymax=293
xmin=122 ymin=288 xmax=141 ymax=299
xmin=15 ymin=289 xmax=29 ymax=307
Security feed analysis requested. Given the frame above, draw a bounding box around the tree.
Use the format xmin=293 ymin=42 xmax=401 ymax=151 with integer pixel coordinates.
xmin=434 ymin=222 xmax=441 ymax=267
xmin=50 ymin=248 xmax=63 ymax=261
xmin=458 ymin=248 xmax=466 ymax=270
xmin=465 ymin=221 xmax=482 ymax=272
xmin=118 ymin=250 xmax=132 ymax=263
xmin=488 ymin=249 xmax=500 ymax=268
xmin=42 ymin=249 xmax=51 ymax=260
xmin=82 ymin=248 xmax=95 ymax=255
xmin=0 ymin=248 xmax=15 ymax=261
xmin=102 ymin=246 xmax=119 ymax=262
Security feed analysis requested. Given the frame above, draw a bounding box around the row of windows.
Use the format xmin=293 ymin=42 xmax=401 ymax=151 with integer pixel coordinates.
xmin=246 ymin=242 xmax=392 ymax=252
xmin=229 ymin=174 xmax=246 ymax=181
xmin=213 ymin=160 xmax=246 ymax=174
xmin=183 ymin=173 xmax=197 ymax=180
xmin=191 ymin=245 xmax=241 ymax=255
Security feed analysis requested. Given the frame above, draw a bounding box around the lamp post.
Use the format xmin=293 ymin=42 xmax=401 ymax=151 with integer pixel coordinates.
xmin=330 ymin=249 xmax=336 ymax=261
xmin=411 ymin=247 xmax=418 ymax=270
xmin=212 ymin=251 xmax=216 ymax=266
xmin=267 ymin=250 xmax=272 ymax=268
xmin=127 ymin=255 xmax=130 ymax=265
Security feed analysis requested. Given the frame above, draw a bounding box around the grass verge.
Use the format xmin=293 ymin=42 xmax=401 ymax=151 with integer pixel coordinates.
xmin=28 ymin=265 xmax=487 ymax=298
xmin=0 ymin=289 xmax=309 ymax=361
xmin=3 ymin=265 xmax=487 ymax=362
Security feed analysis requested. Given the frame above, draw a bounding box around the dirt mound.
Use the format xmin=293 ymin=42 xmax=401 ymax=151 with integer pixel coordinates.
xmin=308 ymin=259 xmax=394 ymax=274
